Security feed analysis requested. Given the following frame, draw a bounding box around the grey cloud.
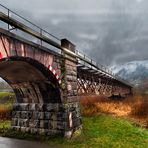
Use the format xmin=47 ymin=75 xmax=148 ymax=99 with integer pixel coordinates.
xmin=0 ymin=0 xmax=148 ymax=66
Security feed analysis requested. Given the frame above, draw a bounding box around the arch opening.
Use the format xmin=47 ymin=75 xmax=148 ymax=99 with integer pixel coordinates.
xmin=0 ymin=57 xmax=61 ymax=104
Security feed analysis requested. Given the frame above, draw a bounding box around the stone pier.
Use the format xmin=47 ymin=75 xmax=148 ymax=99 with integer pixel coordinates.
xmin=11 ymin=39 xmax=82 ymax=137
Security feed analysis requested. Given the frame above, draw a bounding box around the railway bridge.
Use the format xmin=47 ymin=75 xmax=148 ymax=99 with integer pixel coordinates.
xmin=0 ymin=4 xmax=132 ymax=137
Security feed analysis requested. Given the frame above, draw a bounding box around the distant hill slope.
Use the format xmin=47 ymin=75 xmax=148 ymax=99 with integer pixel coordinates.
xmin=111 ymin=60 xmax=148 ymax=86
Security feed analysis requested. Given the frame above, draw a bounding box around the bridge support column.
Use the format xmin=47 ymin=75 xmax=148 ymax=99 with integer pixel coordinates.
xmin=10 ymin=39 xmax=82 ymax=137
xmin=61 ymin=39 xmax=82 ymax=138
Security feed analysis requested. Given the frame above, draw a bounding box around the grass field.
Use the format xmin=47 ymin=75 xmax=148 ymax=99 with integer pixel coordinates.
xmin=0 ymin=115 xmax=147 ymax=148
xmin=0 ymin=92 xmax=14 ymax=97
xmin=0 ymin=92 xmax=147 ymax=147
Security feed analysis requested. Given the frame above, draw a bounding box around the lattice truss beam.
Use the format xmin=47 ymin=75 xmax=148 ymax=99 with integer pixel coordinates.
xmin=77 ymin=68 xmax=132 ymax=96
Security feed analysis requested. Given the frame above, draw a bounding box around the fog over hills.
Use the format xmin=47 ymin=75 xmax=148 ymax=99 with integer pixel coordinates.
xmin=111 ymin=60 xmax=148 ymax=85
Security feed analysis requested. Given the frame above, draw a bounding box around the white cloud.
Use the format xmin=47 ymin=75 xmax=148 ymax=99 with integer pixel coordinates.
xmin=136 ymin=0 xmax=143 ymax=3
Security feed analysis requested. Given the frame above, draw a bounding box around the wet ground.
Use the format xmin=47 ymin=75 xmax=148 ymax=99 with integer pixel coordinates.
xmin=0 ymin=137 xmax=58 ymax=148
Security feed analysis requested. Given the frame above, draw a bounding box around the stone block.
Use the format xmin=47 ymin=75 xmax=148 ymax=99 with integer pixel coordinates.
xmin=67 ymin=96 xmax=79 ymax=103
xmin=66 ymin=70 xmax=77 ymax=76
xmin=20 ymin=127 xmax=26 ymax=132
xmin=29 ymin=120 xmax=35 ymax=128
xmin=38 ymin=104 xmax=45 ymax=111
xmin=45 ymin=104 xmax=53 ymax=111
xmin=56 ymin=112 xmax=63 ymax=120
xmin=57 ymin=121 xmax=67 ymax=130
xmin=34 ymin=120 xmax=40 ymax=128
xmin=51 ymin=113 xmax=57 ymax=121
xmin=48 ymin=121 xmax=53 ymax=129
xmin=38 ymin=112 xmax=44 ymax=119
xmin=24 ymin=119 xmax=29 ymax=127
xmin=66 ymin=75 xmax=76 ymax=82
xmin=29 ymin=104 xmax=39 ymax=111
xmin=65 ymin=60 xmax=76 ymax=67
xmin=33 ymin=111 xmax=39 ymax=119
xmin=32 ymin=111 xmax=44 ymax=120
xmin=12 ymin=126 xmax=20 ymax=131
xmin=15 ymin=111 xmax=21 ymax=118
xmin=25 ymin=127 xmax=30 ymax=132
xmin=19 ymin=104 xmax=29 ymax=111
xmin=17 ymin=119 xmax=23 ymax=127
xmin=45 ymin=104 xmax=59 ymax=112
xmin=44 ymin=112 xmax=51 ymax=120
xmin=73 ymin=90 xmax=77 ymax=96
xmin=40 ymin=120 xmax=49 ymax=129
xmin=11 ymin=118 xmax=18 ymax=126
xmin=67 ymin=90 xmax=74 ymax=96
xmin=28 ymin=111 xmax=33 ymax=119
xmin=50 ymin=120 xmax=57 ymax=130
xmin=21 ymin=111 xmax=29 ymax=119
xmin=30 ymin=128 xmax=38 ymax=134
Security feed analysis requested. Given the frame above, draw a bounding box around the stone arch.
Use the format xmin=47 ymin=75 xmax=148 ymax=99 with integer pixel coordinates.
xmin=0 ymin=56 xmax=62 ymax=103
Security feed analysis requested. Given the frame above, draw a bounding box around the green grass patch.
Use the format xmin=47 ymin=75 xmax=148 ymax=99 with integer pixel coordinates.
xmin=0 ymin=115 xmax=148 ymax=148
xmin=0 ymin=92 xmax=14 ymax=98
xmin=0 ymin=120 xmax=11 ymax=129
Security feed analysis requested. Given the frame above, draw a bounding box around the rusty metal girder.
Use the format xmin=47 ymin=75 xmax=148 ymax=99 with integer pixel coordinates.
xmin=77 ymin=66 xmax=132 ymax=96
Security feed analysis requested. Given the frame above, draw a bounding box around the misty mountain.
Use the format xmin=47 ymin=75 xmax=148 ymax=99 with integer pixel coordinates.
xmin=111 ymin=60 xmax=148 ymax=85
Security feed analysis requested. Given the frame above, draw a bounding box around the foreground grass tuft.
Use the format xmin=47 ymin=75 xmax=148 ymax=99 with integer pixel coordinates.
xmin=0 ymin=115 xmax=148 ymax=148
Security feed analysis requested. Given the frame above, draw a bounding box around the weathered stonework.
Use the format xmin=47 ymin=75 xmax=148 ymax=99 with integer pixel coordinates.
xmin=60 ymin=39 xmax=82 ymax=137
xmin=8 ymin=37 xmax=82 ymax=137
xmin=11 ymin=103 xmax=81 ymax=135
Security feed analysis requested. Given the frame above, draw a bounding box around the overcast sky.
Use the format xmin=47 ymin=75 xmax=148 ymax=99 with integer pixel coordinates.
xmin=0 ymin=0 xmax=148 ymax=66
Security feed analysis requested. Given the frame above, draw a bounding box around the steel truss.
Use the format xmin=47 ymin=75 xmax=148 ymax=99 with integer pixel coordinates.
xmin=77 ymin=67 xmax=132 ymax=97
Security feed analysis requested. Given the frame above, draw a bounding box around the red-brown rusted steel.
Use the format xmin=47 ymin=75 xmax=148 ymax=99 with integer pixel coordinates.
xmin=77 ymin=66 xmax=132 ymax=97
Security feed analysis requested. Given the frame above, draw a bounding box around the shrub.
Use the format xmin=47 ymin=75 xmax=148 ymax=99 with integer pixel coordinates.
xmin=0 ymin=105 xmax=12 ymax=120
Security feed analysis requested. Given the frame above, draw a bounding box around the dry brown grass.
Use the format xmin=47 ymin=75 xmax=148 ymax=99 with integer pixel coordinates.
xmin=130 ymin=96 xmax=148 ymax=117
xmin=80 ymin=95 xmax=148 ymax=127
xmin=80 ymin=95 xmax=107 ymax=116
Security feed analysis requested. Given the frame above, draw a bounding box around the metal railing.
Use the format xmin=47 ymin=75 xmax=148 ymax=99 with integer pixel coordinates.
xmin=0 ymin=3 xmax=132 ymax=87
xmin=0 ymin=4 xmax=60 ymax=42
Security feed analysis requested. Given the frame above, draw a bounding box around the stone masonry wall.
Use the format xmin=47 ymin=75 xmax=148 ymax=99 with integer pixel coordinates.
xmin=61 ymin=39 xmax=82 ymax=136
xmin=12 ymin=103 xmax=81 ymax=135
xmin=11 ymin=39 xmax=82 ymax=137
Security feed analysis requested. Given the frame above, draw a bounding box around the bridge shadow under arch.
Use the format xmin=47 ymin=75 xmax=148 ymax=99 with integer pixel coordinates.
xmin=0 ymin=56 xmax=62 ymax=104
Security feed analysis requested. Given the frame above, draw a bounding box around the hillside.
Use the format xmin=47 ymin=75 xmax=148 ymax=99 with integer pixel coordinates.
xmin=111 ymin=60 xmax=148 ymax=86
